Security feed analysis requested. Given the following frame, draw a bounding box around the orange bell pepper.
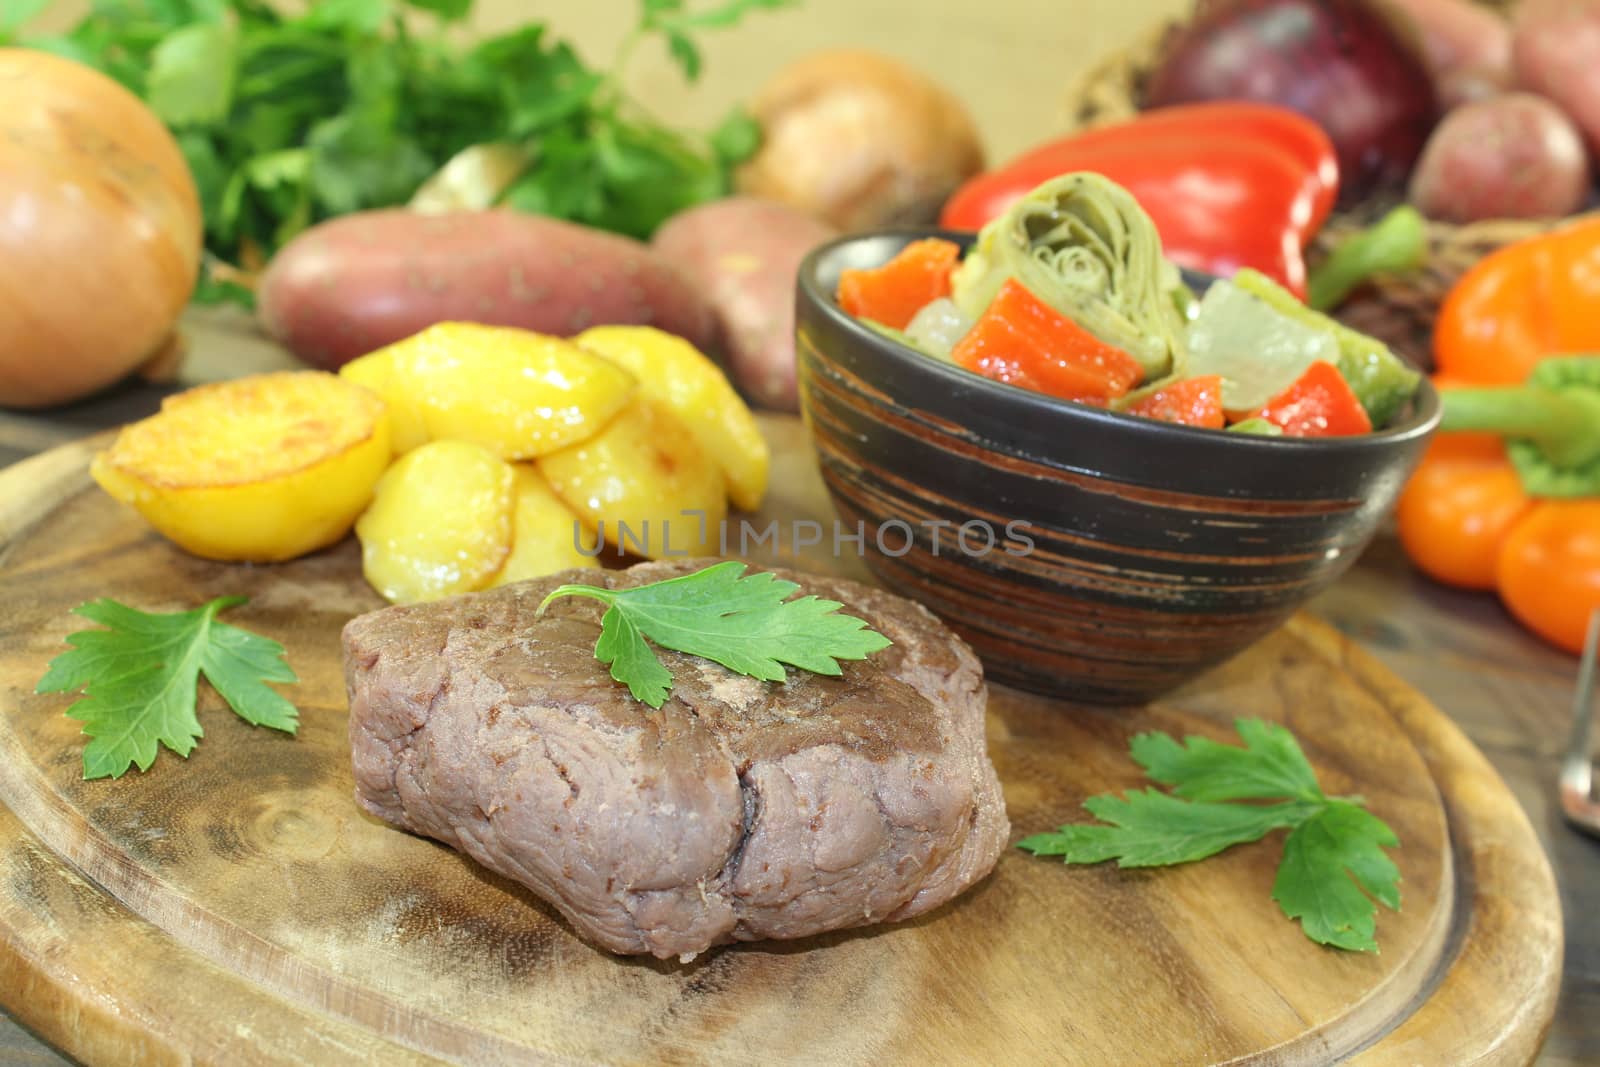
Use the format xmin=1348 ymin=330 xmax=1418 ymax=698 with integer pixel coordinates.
xmin=1397 ymin=358 xmax=1600 ymax=654
xmin=1434 ymin=215 xmax=1600 ymax=384
xmin=837 ymin=238 xmax=961 ymax=330
xmin=951 ymin=278 xmax=1144 ymax=402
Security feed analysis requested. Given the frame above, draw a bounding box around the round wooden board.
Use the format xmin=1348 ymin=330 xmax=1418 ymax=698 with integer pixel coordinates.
xmin=0 ymin=419 xmax=1563 ymax=1067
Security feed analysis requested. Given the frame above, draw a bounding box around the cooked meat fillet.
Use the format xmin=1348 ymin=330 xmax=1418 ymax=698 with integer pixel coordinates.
xmin=343 ymin=559 xmax=1009 ymax=961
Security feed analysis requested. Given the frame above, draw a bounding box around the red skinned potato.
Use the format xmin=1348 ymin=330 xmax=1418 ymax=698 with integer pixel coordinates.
xmin=257 ymin=210 xmax=715 ymax=369
xmin=650 ymin=197 xmax=838 ymax=412
xmin=1408 ymin=93 xmax=1590 ymax=221
xmin=1514 ymin=0 xmax=1600 ymax=154
xmin=1383 ymin=0 xmax=1512 ymax=108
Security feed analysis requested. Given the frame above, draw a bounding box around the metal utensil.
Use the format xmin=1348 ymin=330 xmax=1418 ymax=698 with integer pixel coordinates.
xmin=1559 ymin=609 xmax=1600 ymax=836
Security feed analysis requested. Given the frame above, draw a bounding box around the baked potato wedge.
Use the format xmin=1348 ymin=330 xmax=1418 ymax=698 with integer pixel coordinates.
xmin=537 ymin=398 xmax=727 ymax=559
xmin=489 ymin=465 xmax=600 ymax=586
xmin=356 ymin=440 xmax=514 ymax=604
xmin=339 ymin=322 xmax=637 ymax=459
xmin=574 ymin=325 xmax=769 ymax=511
xmin=90 ymin=371 xmax=391 ymax=562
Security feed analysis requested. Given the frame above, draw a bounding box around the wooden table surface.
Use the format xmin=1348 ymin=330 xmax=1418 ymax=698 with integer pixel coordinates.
xmin=0 ymin=313 xmax=1594 ymax=1066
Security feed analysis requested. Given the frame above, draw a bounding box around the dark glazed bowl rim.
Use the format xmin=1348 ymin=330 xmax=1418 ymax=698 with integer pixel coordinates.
xmin=797 ymin=228 xmax=1441 ymax=456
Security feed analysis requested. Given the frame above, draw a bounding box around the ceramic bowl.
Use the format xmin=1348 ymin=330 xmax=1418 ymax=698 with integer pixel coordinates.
xmin=795 ymin=231 xmax=1440 ymax=704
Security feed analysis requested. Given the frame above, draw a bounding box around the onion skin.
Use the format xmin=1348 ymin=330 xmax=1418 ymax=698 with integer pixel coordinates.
xmin=0 ymin=49 xmax=201 ymax=409
xmin=735 ymin=49 xmax=985 ymax=232
xmin=1145 ymin=0 xmax=1439 ymax=205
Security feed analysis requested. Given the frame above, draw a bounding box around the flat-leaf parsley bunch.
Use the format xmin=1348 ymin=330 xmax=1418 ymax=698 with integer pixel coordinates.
xmin=4 ymin=0 xmax=795 ymax=302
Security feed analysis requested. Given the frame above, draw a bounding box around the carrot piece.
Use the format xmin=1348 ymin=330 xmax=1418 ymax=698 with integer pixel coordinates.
xmin=951 ymin=278 xmax=1144 ymax=401
xmin=1125 ymin=375 xmax=1226 ymax=428
xmin=1247 ymin=360 xmax=1373 ymax=437
xmin=837 ymin=238 xmax=961 ymax=330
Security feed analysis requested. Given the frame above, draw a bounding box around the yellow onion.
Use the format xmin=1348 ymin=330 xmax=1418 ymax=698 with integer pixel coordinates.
xmin=0 ymin=49 xmax=201 ymax=409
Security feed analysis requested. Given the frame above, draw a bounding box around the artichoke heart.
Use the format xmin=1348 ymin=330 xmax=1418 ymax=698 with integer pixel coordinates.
xmin=950 ymin=172 xmax=1186 ymax=380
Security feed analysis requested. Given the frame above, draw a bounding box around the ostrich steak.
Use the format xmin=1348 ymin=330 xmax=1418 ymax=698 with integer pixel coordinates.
xmin=343 ymin=559 xmax=1009 ymax=961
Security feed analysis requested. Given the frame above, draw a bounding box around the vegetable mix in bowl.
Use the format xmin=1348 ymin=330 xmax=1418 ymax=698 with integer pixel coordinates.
xmin=837 ymin=173 xmax=1421 ymax=436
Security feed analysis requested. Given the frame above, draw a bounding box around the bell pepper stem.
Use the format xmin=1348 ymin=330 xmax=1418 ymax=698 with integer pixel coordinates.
xmin=1306 ymin=206 xmax=1427 ymax=312
xmin=1441 ymin=385 xmax=1600 ymax=469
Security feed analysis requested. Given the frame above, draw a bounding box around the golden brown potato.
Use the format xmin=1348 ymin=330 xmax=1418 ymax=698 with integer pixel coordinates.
xmin=488 ymin=465 xmax=600 ymax=586
xmin=338 ymin=345 xmax=428 ymax=453
xmin=338 ymin=322 xmax=637 ymax=459
xmin=90 ymin=371 xmax=391 ymax=562
xmin=355 ymin=440 xmax=514 ymax=604
xmin=574 ymin=325 xmax=770 ymax=512
xmin=537 ymin=399 xmax=727 ymax=559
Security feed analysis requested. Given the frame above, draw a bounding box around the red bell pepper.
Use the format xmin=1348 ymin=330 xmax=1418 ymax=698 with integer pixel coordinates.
xmin=951 ymin=278 xmax=1144 ymax=402
xmin=1247 ymin=360 xmax=1373 ymax=437
xmin=836 ymin=238 xmax=961 ymax=330
xmin=1124 ymin=375 xmax=1226 ymax=429
xmin=939 ymin=103 xmax=1339 ymax=300
xmin=1003 ymin=102 xmax=1339 ymax=227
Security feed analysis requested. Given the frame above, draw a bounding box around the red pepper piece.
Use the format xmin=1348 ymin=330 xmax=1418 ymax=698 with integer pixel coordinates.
xmin=939 ymin=103 xmax=1337 ymax=300
xmin=1125 ymin=375 xmax=1226 ymax=428
xmin=837 ymin=238 xmax=960 ymax=330
xmin=1248 ymin=361 xmax=1373 ymax=437
xmin=951 ymin=278 xmax=1144 ymax=402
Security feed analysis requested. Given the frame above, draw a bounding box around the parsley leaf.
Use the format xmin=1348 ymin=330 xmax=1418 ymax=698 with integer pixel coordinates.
xmin=1131 ymin=717 xmax=1323 ymax=802
xmin=146 ymin=22 xmax=237 ymax=127
xmin=36 ymin=596 xmax=298 ymax=780
xmin=538 ymin=561 xmax=892 ymax=708
xmin=1274 ymin=800 xmax=1402 ymax=952
xmin=595 ymin=607 xmax=675 ymax=707
xmin=1018 ymin=718 xmax=1402 ymax=952
xmin=1016 ymin=791 xmax=1319 ymax=867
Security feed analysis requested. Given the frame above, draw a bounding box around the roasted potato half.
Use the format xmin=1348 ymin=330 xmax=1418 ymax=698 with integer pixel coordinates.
xmin=339 ymin=322 xmax=637 ymax=459
xmin=574 ymin=325 xmax=770 ymax=511
xmin=537 ymin=398 xmax=727 ymax=559
xmin=356 ymin=440 xmax=515 ymax=604
xmin=90 ymin=371 xmax=391 ymax=562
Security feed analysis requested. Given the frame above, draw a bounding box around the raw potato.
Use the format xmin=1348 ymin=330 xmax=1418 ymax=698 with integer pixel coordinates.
xmin=488 ymin=466 xmax=600 ymax=587
xmin=356 ymin=440 xmax=514 ymax=604
xmin=1408 ymin=93 xmax=1590 ymax=221
xmin=1514 ymin=0 xmax=1600 ymax=155
xmin=339 ymin=322 xmax=637 ymax=459
xmin=537 ymin=399 xmax=727 ymax=559
xmin=736 ymin=50 xmax=985 ymax=232
xmin=257 ymin=210 xmax=716 ymax=370
xmin=1383 ymin=0 xmax=1512 ymax=107
xmin=650 ymin=198 xmax=838 ymax=412
xmin=90 ymin=371 xmax=390 ymax=562
xmin=574 ymin=325 xmax=769 ymax=512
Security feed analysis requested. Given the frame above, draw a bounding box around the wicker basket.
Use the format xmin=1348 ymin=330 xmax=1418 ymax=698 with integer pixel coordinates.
xmin=1059 ymin=11 xmax=1559 ymax=370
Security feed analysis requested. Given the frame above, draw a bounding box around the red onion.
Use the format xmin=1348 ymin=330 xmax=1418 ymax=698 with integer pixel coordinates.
xmin=1146 ymin=0 xmax=1439 ymax=204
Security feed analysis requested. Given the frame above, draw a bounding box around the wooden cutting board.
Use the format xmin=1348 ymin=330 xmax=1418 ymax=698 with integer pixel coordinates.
xmin=0 ymin=417 xmax=1562 ymax=1067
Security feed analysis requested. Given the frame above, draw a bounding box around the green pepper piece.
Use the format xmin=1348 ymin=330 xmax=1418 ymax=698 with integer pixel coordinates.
xmin=1226 ymin=417 xmax=1285 ymax=437
xmin=1306 ymin=205 xmax=1427 ymax=313
xmin=1440 ymin=356 xmax=1600 ymax=497
xmin=1233 ymin=268 xmax=1421 ymax=430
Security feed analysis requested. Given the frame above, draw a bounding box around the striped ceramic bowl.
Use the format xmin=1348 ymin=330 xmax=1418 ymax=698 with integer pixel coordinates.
xmin=795 ymin=231 xmax=1441 ymax=705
